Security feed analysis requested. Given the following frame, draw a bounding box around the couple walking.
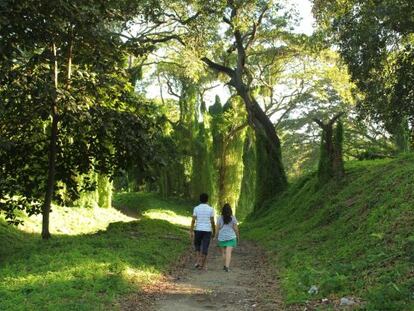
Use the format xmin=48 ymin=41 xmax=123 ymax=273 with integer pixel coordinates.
xmin=190 ymin=193 xmax=240 ymax=272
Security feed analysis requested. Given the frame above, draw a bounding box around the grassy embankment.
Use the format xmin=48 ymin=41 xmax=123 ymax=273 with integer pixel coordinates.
xmin=243 ymin=155 xmax=414 ymax=310
xmin=0 ymin=193 xmax=192 ymax=310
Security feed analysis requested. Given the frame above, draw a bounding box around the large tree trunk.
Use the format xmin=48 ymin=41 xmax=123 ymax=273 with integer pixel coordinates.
xmin=236 ymin=86 xmax=287 ymax=209
xmin=42 ymin=42 xmax=59 ymax=240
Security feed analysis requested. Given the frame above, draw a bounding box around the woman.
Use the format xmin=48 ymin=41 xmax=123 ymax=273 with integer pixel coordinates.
xmin=216 ymin=203 xmax=240 ymax=272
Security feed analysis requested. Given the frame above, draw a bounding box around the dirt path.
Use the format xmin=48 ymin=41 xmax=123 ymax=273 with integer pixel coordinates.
xmin=121 ymin=240 xmax=360 ymax=311
xmin=122 ymin=242 xmax=284 ymax=311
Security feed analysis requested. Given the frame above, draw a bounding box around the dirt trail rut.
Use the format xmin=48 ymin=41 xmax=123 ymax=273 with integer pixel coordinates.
xmin=151 ymin=242 xmax=283 ymax=311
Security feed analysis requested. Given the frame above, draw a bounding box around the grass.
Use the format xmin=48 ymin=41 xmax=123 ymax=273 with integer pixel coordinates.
xmin=112 ymin=192 xmax=193 ymax=226
xmin=0 ymin=192 xmax=192 ymax=311
xmin=243 ymin=154 xmax=414 ymax=310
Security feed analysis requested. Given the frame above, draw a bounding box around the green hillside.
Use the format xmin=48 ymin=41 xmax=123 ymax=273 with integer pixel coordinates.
xmin=243 ymin=155 xmax=414 ymax=310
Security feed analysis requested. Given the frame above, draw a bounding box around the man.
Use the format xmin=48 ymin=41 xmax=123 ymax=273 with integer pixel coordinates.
xmin=190 ymin=193 xmax=215 ymax=270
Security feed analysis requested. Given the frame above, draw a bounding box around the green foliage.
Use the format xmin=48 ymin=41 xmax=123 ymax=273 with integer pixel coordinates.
xmin=0 ymin=0 xmax=165 ymax=224
xmin=276 ymin=49 xmax=387 ymax=179
xmin=0 ymin=0 xmax=179 ymax=236
xmin=313 ymin=0 xmax=414 ymax=139
xmin=0 ymin=193 xmax=191 ymax=310
xmin=97 ymin=175 xmax=112 ymax=209
xmin=154 ymin=82 xmax=247 ymax=213
xmin=243 ymin=155 xmax=414 ymax=309
xmin=236 ymin=129 xmax=257 ymax=221
xmin=212 ymin=97 xmax=247 ymax=210
xmin=393 ymin=117 xmax=411 ymax=153
xmin=154 ymin=80 xmax=200 ymax=200
xmin=190 ymin=123 xmax=215 ymax=202
xmin=171 ymin=0 xmax=291 ymax=202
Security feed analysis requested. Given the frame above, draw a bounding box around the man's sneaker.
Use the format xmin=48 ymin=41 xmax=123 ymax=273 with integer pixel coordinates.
xmin=224 ymin=266 xmax=229 ymax=272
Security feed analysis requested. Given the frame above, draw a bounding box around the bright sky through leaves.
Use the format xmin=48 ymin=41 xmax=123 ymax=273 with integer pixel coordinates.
xmin=144 ymin=0 xmax=315 ymax=105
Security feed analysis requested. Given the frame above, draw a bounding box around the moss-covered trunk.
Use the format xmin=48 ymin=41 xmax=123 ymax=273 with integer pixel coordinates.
xmin=315 ymin=114 xmax=345 ymax=183
xmin=392 ymin=117 xmax=411 ymax=154
xmin=236 ymin=88 xmax=287 ymax=210
xmin=236 ymin=128 xmax=256 ymax=220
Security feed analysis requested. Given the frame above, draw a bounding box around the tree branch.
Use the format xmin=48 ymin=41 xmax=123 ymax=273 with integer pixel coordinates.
xmin=224 ymin=122 xmax=249 ymax=148
xmin=313 ymin=118 xmax=325 ymax=129
xmin=201 ymin=57 xmax=234 ymax=77
xmin=313 ymin=112 xmax=345 ymax=130
xmin=245 ymin=5 xmax=269 ymax=50
xmin=328 ymin=112 xmax=345 ymax=126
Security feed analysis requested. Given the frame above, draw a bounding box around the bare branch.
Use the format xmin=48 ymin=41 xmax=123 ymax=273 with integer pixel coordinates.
xmin=245 ymin=5 xmax=269 ymax=50
xmin=140 ymin=34 xmax=185 ymax=46
xmin=163 ymin=75 xmax=180 ymax=98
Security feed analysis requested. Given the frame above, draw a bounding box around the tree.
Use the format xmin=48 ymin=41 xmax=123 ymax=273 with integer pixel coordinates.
xmin=312 ymin=0 xmax=414 ymax=152
xmin=0 ymin=0 xmax=163 ymax=238
xmin=193 ymin=0 xmax=297 ymax=207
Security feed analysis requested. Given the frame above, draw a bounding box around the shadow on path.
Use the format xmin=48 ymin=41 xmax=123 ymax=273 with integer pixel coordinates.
xmin=122 ymin=241 xmax=284 ymax=311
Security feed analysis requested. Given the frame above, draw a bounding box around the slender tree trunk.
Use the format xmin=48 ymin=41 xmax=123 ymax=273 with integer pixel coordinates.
xmin=42 ymin=32 xmax=73 ymax=239
xmin=42 ymin=42 xmax=59 ymax=240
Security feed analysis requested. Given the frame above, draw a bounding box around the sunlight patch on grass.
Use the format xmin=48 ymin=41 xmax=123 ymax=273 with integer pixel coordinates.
xmin=143 ymin=209 xmax=190 ymax=227
xmin=17 ymin=205 xmax=134 ymax=235
xmin=122 ymin=265 xmax=161 ymax=285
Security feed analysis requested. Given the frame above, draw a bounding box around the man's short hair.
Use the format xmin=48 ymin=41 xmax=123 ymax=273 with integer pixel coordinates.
xmin=199 ymin=193 xmax=209 ymax=203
